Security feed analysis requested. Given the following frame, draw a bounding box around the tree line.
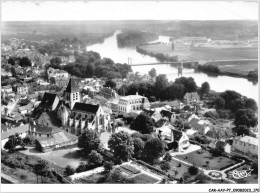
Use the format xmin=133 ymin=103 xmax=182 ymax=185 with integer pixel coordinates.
xmin=46 ymin=51 xmax=132 ymax=79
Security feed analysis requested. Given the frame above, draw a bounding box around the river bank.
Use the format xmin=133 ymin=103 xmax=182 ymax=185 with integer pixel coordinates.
xmin=136 ymin=44 xmax=258 ymax=81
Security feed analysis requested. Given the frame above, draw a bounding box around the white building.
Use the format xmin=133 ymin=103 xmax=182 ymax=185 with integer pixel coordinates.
xmin=118 ymin=93 xmax=150 ymax=113
xmin=232 ymin=136 xmax=258 ymax=157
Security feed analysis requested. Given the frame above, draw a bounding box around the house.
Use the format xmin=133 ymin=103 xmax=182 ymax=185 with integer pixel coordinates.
xmin=97 ymin=87 xmax=118 ymax=99
xmin=35 ymin=130 xmax=78 ymax=153
xmin=118 ymin=93 xmax=150 ymax=113
xmin=38 ymin=92 xmax=60 ymax=112
xmin=18 ymin=102 xmax=34 ymax=115
xmin=36 ymin=111 xmax=62 ymax=129
xmin=55 ymin=77 xmax=69 ymax=88
xmin=160 ymin=110 xmax=179 ymax=124
xmin=1 ymin=124 xmax=29 ymax=149
xmin=232 ymin=136 xmax=258 ymax=158
xmin=209 ymin=140 xmax=232 ymax=154
xmin=2 ymin=85 xmax=13 ymax=93
xmin=157 ymin=125 xmax=190 ymax=152
xmin=16 ymin=83 xmax=29 ymax=96
xmin=57 ymin=101 xmax=111 ymax=136
xmin=183 ymin=92 xmax=199 ymax=104
xmin=47 ymin=67 xmax=69 ymax=79
xmin=142 ymin=109 xmax=162 ymax=122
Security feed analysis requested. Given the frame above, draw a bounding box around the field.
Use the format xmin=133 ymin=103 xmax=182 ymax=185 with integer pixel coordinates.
xmin=139 ymin=44 xmax=258 ymax=61
xmin=176 ymin=150 xmax=237 ymax=171
xmin=205 ymin=60 xmax=258 ymax=76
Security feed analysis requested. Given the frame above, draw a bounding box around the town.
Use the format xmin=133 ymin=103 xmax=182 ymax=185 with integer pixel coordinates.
xmin=1 ymin=35 xmax=258 ymax=185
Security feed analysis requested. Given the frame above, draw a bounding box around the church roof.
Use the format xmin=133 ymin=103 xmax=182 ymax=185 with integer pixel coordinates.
xmin=72 ymin=102 xmax=100 ymax=114
xmin=39 ymin=92 xmax=57 ymax=108
xmin=65 ymin=78 xmax=80 ymax=93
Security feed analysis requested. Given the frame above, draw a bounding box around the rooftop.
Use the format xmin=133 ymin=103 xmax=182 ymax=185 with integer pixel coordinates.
xmin=72 ymin=102 xmax=100 ymax=114
xmin=238 ymin=136 xmax=258 ymax=146
xmin=1 ymin=124 xmax=30 ymax=140
xmin=39 ymin=92 xmax=57 ymax=108
xmin=120 ymin=95 xmax=145 ymax=101
xmin=65 ymin=78 xmax=80 ymax=93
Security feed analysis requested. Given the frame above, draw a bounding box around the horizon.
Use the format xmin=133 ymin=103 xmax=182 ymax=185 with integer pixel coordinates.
xmin=2 ymin=1 xmax=258 ymax=21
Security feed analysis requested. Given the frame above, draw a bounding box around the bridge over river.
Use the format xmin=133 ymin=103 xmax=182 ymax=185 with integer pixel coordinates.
xmin=128 ymin=58 xmax=258 ymax=66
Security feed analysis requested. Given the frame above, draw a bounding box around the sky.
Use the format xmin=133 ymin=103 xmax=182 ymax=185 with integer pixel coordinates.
xmin=1 ymin=1 xmax=258 ymax=21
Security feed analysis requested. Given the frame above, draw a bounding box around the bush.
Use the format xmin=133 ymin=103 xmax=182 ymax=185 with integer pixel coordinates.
xmin=104 ymin=161 xmax=114 ymax=172
xmin=160 ymin=161 xmax=171 ymax=172
xmin=163 ymin=152 xmax=172 ymax=162
xmin=88 ymin=150 xmax=103 ymax=166
xmin=188 ymin=166 xmax=199 ymax=176
xmin=20 ymin=174 xmax=27 ymax=180
xmin=64 ymin=165 xmax=75 ymax=176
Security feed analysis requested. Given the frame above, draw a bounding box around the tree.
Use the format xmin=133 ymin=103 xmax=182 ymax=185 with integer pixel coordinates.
xmin=104 ymin=80 xmax=117 ymax=89
xmin=132 ymin=137 xmax=145 ymax=159
xmin=106 ymin=168 xmax=133 ymax=184
xmin=188 ymin=166 xmax=199 ymax=176
xmin=19 ymin=57 xmax=32 ymax=67
xmin=232 ymin=125 xmax=250 ymax=136
xmin=108 ymin=131 xmax=134 ymax=162
xmin=104 ymin=161 xmax=114 ymax=172
xmin=214 ymin=97 xmax=225 ymax=109
xmin=175 ymin=77 xmax=197 ymax=93
xmin=34 ymin=159 xmax=50 ymax=183
xmin=234 ymin=109 xmax=258 ymax=128
xmin=163 ymin=152 xmax=172 ymax=162
xmin=199 ymin=82 xmax=210 ymax=97
xmin=154 ymin=74 xmax=169 ymax=98
xmin=49 ymin=77 xmax=56 ymax=84
xmin=8 ymin=57 xmax=16 ymax=65
xmin=142 ymin=138 xmax=165 ymax=164
xmin=88 ymin=150 xmax=103 ymax=166
xmin=244 ymin=98 xmax=258 ymax=112
xmin=160 ymin=161 xmax=171 ymax=172
xmin=130 ymin=113 xmax=154 ymax=134
xmin=50 ymin=57 xmax=62 ymax=66
xmin=64 ymin=165 xmax=75 ymax=176
xmin=78 ymin=129 xmax=101 ymax=154
xmin=4 ymin=135 xmax=17 ymax=152
xmin=149 ymin=68 xmax=157 ymax=78
xmin=10 ymin=67 xmax=17 ymax=77
xmin=4 ymin=133 xmax=22 ymax=152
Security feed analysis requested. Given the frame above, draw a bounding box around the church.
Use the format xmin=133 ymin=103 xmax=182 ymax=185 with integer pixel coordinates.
xmin=57 ymin=78 xmax=111 ymax=136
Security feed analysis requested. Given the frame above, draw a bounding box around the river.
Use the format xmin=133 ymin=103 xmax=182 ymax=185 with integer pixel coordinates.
xmin=87 ymin=30 xmax=258 ymax=103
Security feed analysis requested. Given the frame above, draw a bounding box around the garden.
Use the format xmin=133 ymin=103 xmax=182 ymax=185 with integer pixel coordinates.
xmin=176 ymin=150 xmax=237 ymax=171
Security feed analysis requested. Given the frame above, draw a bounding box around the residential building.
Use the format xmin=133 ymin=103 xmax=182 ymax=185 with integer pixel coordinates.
xmin=47 ymin=67 xmax=69 ymax=79
xmin=1 ymin=124 xmax=29 ymax=149
xmin=16 ymin=83 xmax=29 ymax=96
xmin=118 ymin=93 xmax=150 ymax=113
xmin=2 ymin=85 xmax=13 ymax=93
xmin=143 ymin=109 xmax=162 ymax=122
xmin=157 ymin=124 xmax=190 ymax=152
xmin=160 ymin=110 xmax=179 ymax=124
xmin=55 ymin=77 xmax=69 ymax=88
xmin=18 ymin=102 xmax=34 ymax=115
xmin=38 ymin=92 xmax=60 ymax=112
xmin=97 ymin=87 xmax=118 ymax=99
xmin=232 ymin=136 xmax=258 ymax=157
xmin=183 ymin=92 xmax=200 ymax=104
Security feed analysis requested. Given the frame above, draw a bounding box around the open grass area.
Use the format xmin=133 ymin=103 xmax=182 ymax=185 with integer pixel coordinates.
xmin=206 ymin=60 xmax=258 ymax=76
xmin=73 ymin=172 xmax=104 ymax=184
xmin=227 ymin=164 xmax=258 ymax=184
xmin=139 ymin=44 xmax=258 ymax=61
xmin=1 ymin=163 xmax=61 ymax=184
xmin=20 ymin=147 xmax=86 ymax=169
xmin=130 ymin=173 xmax=159 ymax=184
xmin=176 ymin=150 xmax=237 ymax=171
